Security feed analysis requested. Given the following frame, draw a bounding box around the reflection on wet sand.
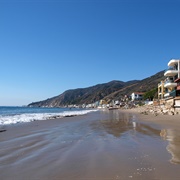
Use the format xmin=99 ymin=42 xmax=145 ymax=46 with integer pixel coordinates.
xmin=160 ymin=129 xmax=180 ymax=164
xmin=98 ymin=110 xmax=180 ymax=165
xmin=92 ymin=110 xmax=161 ymax=138
xmin=1 ymin=110 xmax=180 ymax=179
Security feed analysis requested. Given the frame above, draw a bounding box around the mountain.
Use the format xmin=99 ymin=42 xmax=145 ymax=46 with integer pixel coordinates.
xmin=103 ymin=70 xmax=165 ymax=101
xmin=28 ymin=80 xmax=138 ymax=107
xmin=28 ymin=70 xmax=165 ymax=107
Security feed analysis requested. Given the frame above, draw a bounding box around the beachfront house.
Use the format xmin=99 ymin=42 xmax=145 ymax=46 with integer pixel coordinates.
xmin=131 ymin=92 xmax=144 ymax=101
xmin=164 ymin=59 xmax=180 ymax=98
xmin=157 ymin=59 xmax=180 ymax=109
xmin=158 ymin=80 xmax=165 ymax=99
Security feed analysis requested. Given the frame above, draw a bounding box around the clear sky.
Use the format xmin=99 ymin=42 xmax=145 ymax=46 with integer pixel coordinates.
xmin=0 ymin=0 xmax=180 ymax=106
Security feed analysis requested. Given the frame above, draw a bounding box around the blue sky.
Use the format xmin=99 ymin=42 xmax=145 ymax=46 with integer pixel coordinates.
xmin=0 ymin=0 xmax=180 ymax=106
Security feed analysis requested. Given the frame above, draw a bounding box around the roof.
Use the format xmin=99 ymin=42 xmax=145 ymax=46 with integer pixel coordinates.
xmin=168 ymin=59 xmax=180 ymax=67
xmin=175 ymin=78 xmax=180 ymax=83
xmin=132 ymin=92 xmax=144 ymax=95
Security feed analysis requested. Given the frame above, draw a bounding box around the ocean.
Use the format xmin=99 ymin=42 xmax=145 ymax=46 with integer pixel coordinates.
xmin=0 ymin=106 xmax=97 ymax=125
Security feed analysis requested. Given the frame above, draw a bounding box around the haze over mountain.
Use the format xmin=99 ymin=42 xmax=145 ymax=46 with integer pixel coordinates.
xmin=28 ymin=70 xmax=165 ymax=107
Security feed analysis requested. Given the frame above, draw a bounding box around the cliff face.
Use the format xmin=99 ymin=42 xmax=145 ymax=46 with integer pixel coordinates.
xmin=28 ymin=70 xmax=165 ymax=107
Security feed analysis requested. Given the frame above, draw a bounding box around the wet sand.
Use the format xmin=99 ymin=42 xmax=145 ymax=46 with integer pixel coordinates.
xmin=1 ymin=109 xmax=180 ymax=179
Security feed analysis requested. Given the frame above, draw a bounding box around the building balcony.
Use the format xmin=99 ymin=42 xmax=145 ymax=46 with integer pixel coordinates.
xmin=164 ymin=90 xmax=176 ymax=98
xmin=158 ymin=92 xmax=165 ymax=95
xmin=168 ymin=59 xmax=179 ymax=67
xmin=158 ymin=81 xmax=164 ymax=87
xmin=164 ymin=80 xmax=177 ymax=88
xmin=158 ymin=92 xmax=165 ymax=99
xmin=158 ymin=83 xmax=162 ymax=87
xmin=164 ymin=68 xmax=178 ymax=76
xmin=164 ymin=93 xmax=170 ymax=98
xmin=170 ymin=90 xmax=176 ymax=97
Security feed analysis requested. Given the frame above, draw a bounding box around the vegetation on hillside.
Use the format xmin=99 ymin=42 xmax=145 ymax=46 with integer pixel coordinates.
xmin=28 ymin=70 xmax=164 ymax=107
xmin=143 ymin=88 xmax=158 ymax=101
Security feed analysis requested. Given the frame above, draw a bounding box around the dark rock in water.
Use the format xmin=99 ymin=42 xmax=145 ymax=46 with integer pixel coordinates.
xmin=64 ymin=115 xmax=77 ymax=117
xmin=0 ymin=129 xmax=6 ymax=133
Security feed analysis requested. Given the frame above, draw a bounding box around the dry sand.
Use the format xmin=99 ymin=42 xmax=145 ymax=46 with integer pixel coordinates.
xmin=1 ymin=109 xmax=180 ymax=180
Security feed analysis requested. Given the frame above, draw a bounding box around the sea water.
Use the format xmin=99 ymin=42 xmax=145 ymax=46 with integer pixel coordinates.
xmin=0 ymin=106 xmax=97 ymax=125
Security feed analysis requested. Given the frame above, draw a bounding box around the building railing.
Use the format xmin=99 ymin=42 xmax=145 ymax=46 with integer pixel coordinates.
xmin=164 ymin=67 xmax=178 ymax=73
xmin=169 ymin=89 xmax=176 ymax=97
xmin=164 ymin=80 xmax=175 ymax=84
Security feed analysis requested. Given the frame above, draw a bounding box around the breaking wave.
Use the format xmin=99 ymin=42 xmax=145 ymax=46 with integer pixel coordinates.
xmin=0 ymin=109 xmax=98 ymax=125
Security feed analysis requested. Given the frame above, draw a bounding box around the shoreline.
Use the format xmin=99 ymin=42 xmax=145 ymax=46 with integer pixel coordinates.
xmin=118 ymin=107 xmax=180 ymax=130
xmin=1 ymin=109 xmax=180 ymax=179
xmin=1 ymin=106 xmax=180 ymax=132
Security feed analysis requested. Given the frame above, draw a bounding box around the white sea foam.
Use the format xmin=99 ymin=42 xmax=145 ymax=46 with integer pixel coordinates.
xmin=0 ymin=109 xmax=98 ymax=125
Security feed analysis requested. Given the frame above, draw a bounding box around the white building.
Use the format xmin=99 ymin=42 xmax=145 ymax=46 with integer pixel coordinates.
xmin=131 ymin=92 xmax=144 ymax=101
xmin=164 ymin=59 xmax=180 ymax=98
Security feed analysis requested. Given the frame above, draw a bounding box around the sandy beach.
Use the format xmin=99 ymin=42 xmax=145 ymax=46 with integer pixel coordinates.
xmin=1 ymin=109 xmax=180 ymax=180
